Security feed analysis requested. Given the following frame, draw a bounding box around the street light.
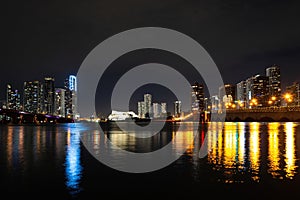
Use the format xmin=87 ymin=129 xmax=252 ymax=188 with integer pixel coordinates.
xmin=284 ymin=93 xmax=291 ymax=100
xmin=284 ymin=93 xmax=293 ymax=106
xmin=271 ymin=96 xmax=276 ymax=101
xmin=250 ymin=98 xmax=258 ymax=108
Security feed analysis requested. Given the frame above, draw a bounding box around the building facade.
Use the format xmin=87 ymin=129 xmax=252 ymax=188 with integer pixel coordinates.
xmin=44 ymin=77 xmax=55 ymax=115
xmin=6 ymin=84 xmax=21 ymax=110
xmin=174 ymin=100 xmax=182 ymax=117
xmin=191 ymin=82 xmax=204 ymax=112
xmin=236 ymin=81 xmax=247 ymax=108
xmin=23 ymin=81 xmax=44 ymax=113
xmin=64 ymin=75 xmax=78 ymax=119
xmin=266 ymin=65 xmax=281 ymax=106
xmin=144 ymin=93 xmax=152 ymax=118
xmin=246 ymin=75 xmax=269 ymax=108
xmin=54 ymin=88 xmax=65 ymax=117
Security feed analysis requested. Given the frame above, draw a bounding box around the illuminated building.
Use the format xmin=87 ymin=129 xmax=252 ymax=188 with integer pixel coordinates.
xmin=64 ymin=75 xmax=79 ymax=119
xmin=144 ymin=94 xmax=152 ymax=118
xmin=219 ymin=84 xmax=236 ymax=109
xmin=266 ymin=65 xmax=281 ymax=106
xmin=137 ymin=101 xmax=145 ymax=118
xmin=6 ymin=84 xmax=21 ymax=110
xmin=108 ymin=110 xmax=138 ymax=121
xmin=191 ymin=82 xmax=204 ymax=112
xmin=152 ymin=103 xmax=160 ymax=118
xmin=23 ymin=81 xmax=44 ymax=113
xmin=44 ymin=77 xmax=55 ymax=114
xmin=246 ymin=75 xmax=269 ymax=108
xmin=236 ymin=81 xmax=247 ymax=108
xmin=161 ymin=102 xmax=167 ymax=116
xmin=174 ymin=100 xmax=182 ymax=117
xmin=210 ymin=95 xmax=219 ymax=113
xmin=54 ymin=88 xmax=65 ymax=117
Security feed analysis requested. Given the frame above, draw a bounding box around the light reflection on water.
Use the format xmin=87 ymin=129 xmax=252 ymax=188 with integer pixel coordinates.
xmin=89 ymin=121 xmax=299 ymax=183
xmin=205 ymin=122 xmax=298 ymax=183
xmin=65 ymin=127 xmax=82 ymax=195
xmin=0 ymin=121 xmax=299 ymax=198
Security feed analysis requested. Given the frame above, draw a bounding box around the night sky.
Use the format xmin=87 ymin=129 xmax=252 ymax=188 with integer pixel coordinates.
xmin=3 ymin=0 xmax=300 ymax=116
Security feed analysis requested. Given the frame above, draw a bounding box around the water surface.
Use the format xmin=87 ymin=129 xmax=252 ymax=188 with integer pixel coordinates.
xmin=0 ymin=122 xmax=299 ymax=199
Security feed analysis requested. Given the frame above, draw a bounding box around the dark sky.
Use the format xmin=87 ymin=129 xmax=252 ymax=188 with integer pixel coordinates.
xmin=3 ymin=0 xmax=300 ymax=115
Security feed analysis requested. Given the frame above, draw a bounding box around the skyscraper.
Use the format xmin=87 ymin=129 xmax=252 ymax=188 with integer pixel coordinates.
xmin=246 ymin=75 xmax=269 ymax=107
xmin=161 ymin=102 xmax=167 ymax=117
xmin=64 ymin=75 xmax=78 ymax=119
xmin=219 ymin=84 xmax=236 ymax=102
xmin=191 ymin=82 xmax=204 ymax=112
xmin=152 ymin=103 xmax=161 ymax=118
xmin=266 ymin=65 xmax=281 ymax=106
xmin=174 ymin=100 xmax=182 ymax=117
xmin=6 ymin=84 xmax=21 ymax=110
xmin=219 ymin=84 xmax=236 ymax=109
xmin=54 ymin=88 xmax=65 ymax=117
xmin=23 ymin=81 xmax=43 ymax=113
xmin=44 ymin=77 xmax=55 ymax=115
xmin=137 ymin=101 xmax=145 ymax=118
xmin=236 ymin=81 xmax=247 ymax=108
xmin=144 ymin=93 xmax=152 ymax=118
xmin=210 ymin=95 xmax=219 ymax=113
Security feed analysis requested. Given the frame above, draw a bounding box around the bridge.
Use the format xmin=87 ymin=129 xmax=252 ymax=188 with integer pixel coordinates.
xmin=222 ymin=106 xmax=300 ymax=122
xmin=0 ymin=109 xmax=74 ymax=125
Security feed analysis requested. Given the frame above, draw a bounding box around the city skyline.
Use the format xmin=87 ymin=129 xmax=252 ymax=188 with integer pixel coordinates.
xmin=2 ymin=64 xmax=300 ymax=118
xmin=2 ymin=75 xmax=79 ymax=119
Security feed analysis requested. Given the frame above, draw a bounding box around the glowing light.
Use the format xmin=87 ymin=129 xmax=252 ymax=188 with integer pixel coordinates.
xmin=238 ymin=123 xmax=245 ymax=168
xmin=268 ymin=123 xmax=280 ymax=178
xmin=271 ymin=96 xmax=276 ymax=101
xmin=65 ymin=129 xmax=82 ymax=194
xmin=224 ymin=122 xmax=237 ymax=169
xmin=284 ymin=93 xmax=291 ymax=99
xmin=249 ymin=122 xmax=260 ymax=182
xmin=284 ymin=122 xmax=297 ymax=179
xmin=69 ymin=75 xmax=77 ymax=92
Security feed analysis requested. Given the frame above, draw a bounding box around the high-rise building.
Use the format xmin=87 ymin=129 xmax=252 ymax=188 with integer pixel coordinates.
xmin=204 ymin=97 xmax=212 ymax=111
xmin=246 ymin=75 xmax=269 ymax=107
xmin=6 ymin=84 xmax=21 ymax=110
xmin=137 ymin=101 xmax=145 ymax=118
xmin=161 ymin=102 xmax=167 ymax=117
xmin=219 ymin=84 xmax=236 ymax=102
xmin=236 ymin=81 xmax=247 ymax=108
xmin=44 ymin=77 xmax=55 ymax=114
xmin=191 ymin=82 xmax=204 ymax=112
xmin=54 ymin=88 xmax=65 ymax=117
xmin=219 ymin=84 xmax=236 ymax=109
xmin=64 ymin=75 xmax=78 ymax=119
xmin=210 ymin=95 xmax=219 ymax=113
xmin=23 ymin=81 xmax=44 ymax=113
xmin=152 ymin=103 xmax=161 ymax=118
xmin=144 ymin=94 xmax=152 ymax=118
xmin=174 ymin=100 xmax=182 ymax=117
xmin=266 ymin=65 xmax=281 ymax=106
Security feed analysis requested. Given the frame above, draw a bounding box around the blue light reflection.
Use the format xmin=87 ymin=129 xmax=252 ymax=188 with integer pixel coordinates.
xmin=65 ymin=130 xmax=82 ymax=195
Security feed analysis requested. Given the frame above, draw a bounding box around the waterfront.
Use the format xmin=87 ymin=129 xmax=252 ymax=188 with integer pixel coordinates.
xmin=0 ymin=122 xmax=299 ymax=199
